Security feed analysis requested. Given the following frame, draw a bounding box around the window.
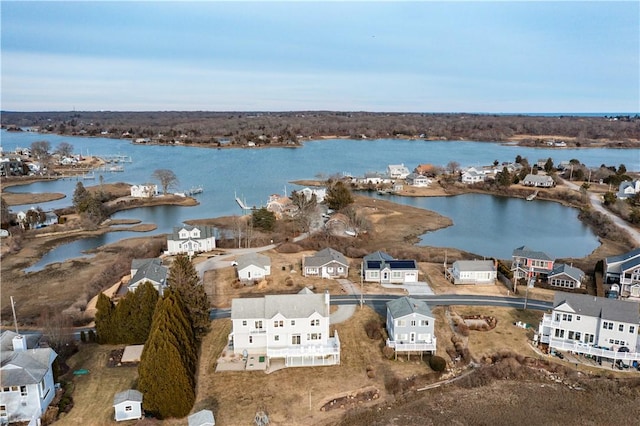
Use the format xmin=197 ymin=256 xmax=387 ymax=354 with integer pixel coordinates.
xmin=554 ymin=329 xmax=565 ymax=338
xmin=410 ymin=320 xmax=416 ymax=327
xmin=2 ymin=387 xmax=9 ymax=392
xmin=562 ymin=314 xmax=572 ymax=322
xmin=125 ymin=406 xmax=133 ymax=412
xmin=292 ymin=334 xmax=301 ymax=345
xmin=397 ymin=320 xmax=406 ymax=327
xmin=555 ymin=314 xmax=560 ymax=321
xmin=392 ymin=271 xmax=402 ymax=279
xmin=242 ymin=320 xmax=247 ymax=326
xmin=291 ymin=320 xmax=296 ymax=326
xmin=254 ymin=320 xmax=263 ymax=329
xmin=421 ymin=320 xmax=429 ymax=326
xmin=20 ymin=386 xmax=27 ymax=396
xmin=310 ymin=319 xmax=320 ymax=326
xmin=603 ymin=321 xmax=613 ymax=330
xmin=568 ymin=331 xmax=575 ymax=340
xmin=274 ymin=335 xmax=280 ymax=341
xmin=274 ymin=320 xmax=283 ymax=328
xmin=619 ymin=324 xmax=624 ymax=332
xmin=249 ymin=336 xmax=253 ymax=343
xmin=630 ymin=326 xmax=635 ymax=334
xmin=0 ymin=405 xmax=6 ymax=418
xmin=308 ymin=333 xmax=321 ymax=340
xmin=576 ymin=316 xmax=581 ymax=321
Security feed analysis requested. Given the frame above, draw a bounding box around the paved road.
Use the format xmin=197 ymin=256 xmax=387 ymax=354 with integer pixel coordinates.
xmin=560 ymin=177 xmax=640 ymax=246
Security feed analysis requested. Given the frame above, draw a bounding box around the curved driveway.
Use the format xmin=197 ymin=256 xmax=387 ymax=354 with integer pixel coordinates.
xmin=560 ymin=178 xmax=640 ymax=246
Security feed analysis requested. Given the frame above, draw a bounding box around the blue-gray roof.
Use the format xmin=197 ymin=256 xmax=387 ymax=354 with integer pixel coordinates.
xmin=304 ymin=248 xmax=348 ymax=268
xmin=113 ymin=389 xmax=143 ymax=405
xmin=171 ymin=225 xmax=217 ymax=239
xmin=512 ymin=245 xmax=553 ymax=261
xmin=549 ymin=263 xmax=585 ymax=281
xmin=364 ymin=251 xmax=395 ymax=262
xmin=387 ymin=297 xmax=433 ymax=319
xmin=606 ymin=248 xmax=640 ymax=265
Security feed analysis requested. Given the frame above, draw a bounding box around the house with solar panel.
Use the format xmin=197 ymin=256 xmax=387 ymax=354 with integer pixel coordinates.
xmin=228 ymin=288 xmax=340 ymax=368
xmin=0 ymin=331 xmax=58 ymax=425
xmin=386 ymin=297 xmax=436 ymax=358
xmin=511 ymin=246 xmax=554 ymax=281
xmin=362 ymin=251 xmax=419 ymax=284
xmin=166 ymin=225 xmax=217 ymax=256
xmin=302 ymin=248 xmax=349 ymax=278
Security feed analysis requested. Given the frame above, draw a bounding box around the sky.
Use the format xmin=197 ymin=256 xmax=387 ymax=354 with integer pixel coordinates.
xmin=1 ymin=1 xmax=638 ymax=113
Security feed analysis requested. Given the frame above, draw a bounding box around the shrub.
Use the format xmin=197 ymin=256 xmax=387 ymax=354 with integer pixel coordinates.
xmin=429 ymin=355 xmax=447 ymax=372
xmin=364 ymin=319 xmax=383 ymax=340
xmin=384 ymin=373 xmax=402 ymax=395
xmin=80 ymin=331 xmax=86 ymax=343
xmin=382 ymin=346 xmax=395 ymax=360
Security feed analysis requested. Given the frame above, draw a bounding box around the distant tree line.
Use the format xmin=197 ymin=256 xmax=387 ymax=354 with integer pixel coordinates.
xmin=3 ymin=111 xmax=639 ymax=146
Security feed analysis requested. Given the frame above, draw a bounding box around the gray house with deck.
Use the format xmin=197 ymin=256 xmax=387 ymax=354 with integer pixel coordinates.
xmin=386 ymin=297 xmax=436 ymax=358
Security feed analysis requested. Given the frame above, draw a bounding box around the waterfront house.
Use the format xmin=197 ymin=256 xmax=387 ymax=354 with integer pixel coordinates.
xmin=188 ymin=409 xmax=215 ymax=426
xmin=387 ymin=164 xmax=410 ymax=180
xmin=617 ymin=180 xmax=640 ymax=200
xmin=228 ymin=289 xmax=340 ymax=368
xmin=446 ymin=260 xmax=497 ymax=285
xmin=357 ymin=172 xmax=392 ymax=185
xmin=405 ymin=173 xmax=432 ymax=187
xmin=302 ymin=248 xmax=349 ymax=278
xmin=386 ymin=296 xmax=436 ymax=358
xmin=236 ymin=252 xmax=271 ymax=282
xmin=548 ymin=263 xmax=585 ymax=290
xmin=127 ymin=258 xmax=168 ymax=295
xmin=604 ymin=248 xmax=640 ymax=297
xmin=461 ymin=167 xmax=485 ymax=184
xmin=299 ymin=187 xmax=326 ymax=203
xmin=0 ymin=331 xmax=58 ymax=425
xmin=511 ymin=246 xmax=554 ymax=281
xmin=538 ymin=293 xmax=640 ymax=358
xmin=166 ymin=225 xmax=216 ymax=256
xmin=130 ymin=183 xmax=158 ymax=198
xmin=113 ymin=389 xmax=143 ymax=422
xmin=522 ymin=174 xmax=555 ymax=188
xmin=362 ymin=251 xmax=419 ymax=284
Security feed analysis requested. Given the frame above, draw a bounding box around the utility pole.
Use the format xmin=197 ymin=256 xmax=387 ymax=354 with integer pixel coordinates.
xmin=10 ymin=296 xmax=19 ymax=334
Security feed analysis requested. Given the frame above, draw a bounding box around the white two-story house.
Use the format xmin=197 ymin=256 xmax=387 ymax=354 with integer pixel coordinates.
xmin=538 ymin=293 xmax=640 ymax=361
xmin=386 ymin=296 xmax=436 ymax=358
xmin=166 ymin=225 xmax=216 ymax=256
xmin=130 ymin=184 xmax=158 ymax=198
xmin=0 ymin=332 xmax=58 ymax=425
xmin=229 ymin=289 xmax=340 ymax=368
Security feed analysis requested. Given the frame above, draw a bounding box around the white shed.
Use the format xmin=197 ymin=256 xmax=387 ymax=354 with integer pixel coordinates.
xmin=113 ymin=389 xmax=143 ymax=421
xmin=188 ymin=409 xmax=216 ymax=426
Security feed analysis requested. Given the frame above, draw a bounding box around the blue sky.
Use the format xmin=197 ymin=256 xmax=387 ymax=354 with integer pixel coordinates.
xmin=1 ymin=1 xmax=638 ymax=112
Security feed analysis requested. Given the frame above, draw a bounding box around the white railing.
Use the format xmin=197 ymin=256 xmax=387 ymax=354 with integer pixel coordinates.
xmin=540 ymin=314 xmax=561 ymax=328
xmin=267 ymin=335 xmax=340 ymax=358
xmin=386 ymin=338 xmax=437 ymax=352
xmin=548 ymin=338 xmax=640 ymax=361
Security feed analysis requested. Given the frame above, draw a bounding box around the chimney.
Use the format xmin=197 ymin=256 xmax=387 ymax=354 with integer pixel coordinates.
xmin=12 ymin=334 xmax=27 ymax=352
xmin=324 ymin=289 xmax=330 ymax=307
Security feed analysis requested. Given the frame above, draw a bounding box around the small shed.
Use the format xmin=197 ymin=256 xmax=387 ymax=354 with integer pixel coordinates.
xmin=113 ymin=389 xmax=143 ymax=421
xmin=188 ymin=409 xmax=216 ymax=426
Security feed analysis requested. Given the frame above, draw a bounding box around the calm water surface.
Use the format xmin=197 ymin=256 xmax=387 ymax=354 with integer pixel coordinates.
xmin=2 ymin=130 xmax=622 ymax=269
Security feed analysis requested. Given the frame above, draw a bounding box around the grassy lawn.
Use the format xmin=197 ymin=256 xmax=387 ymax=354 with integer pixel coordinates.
xmin=56 ymin=344 xmax=138 ymax=425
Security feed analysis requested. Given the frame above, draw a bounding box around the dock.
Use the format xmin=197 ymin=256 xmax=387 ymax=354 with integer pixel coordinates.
xmin=98 ymin=154 xmax=133 ymax=163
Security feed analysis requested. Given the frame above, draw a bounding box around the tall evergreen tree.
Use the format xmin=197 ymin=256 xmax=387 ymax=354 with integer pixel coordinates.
xmin=325 ymin=180 xmax=354 ymax=211
xmin=138 ymin=290 xmax=196 ymax=419
xmin=167 ymin=254 xmax=210 ymax=338
xmin=129 ymin=281 xmax=159 ymax=343
xmin=95 ymin=293 xmax=115 ymax=343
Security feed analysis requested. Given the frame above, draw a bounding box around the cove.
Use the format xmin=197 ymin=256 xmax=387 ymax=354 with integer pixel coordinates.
xmin=371 ymin=193 xmax=599 ymax=260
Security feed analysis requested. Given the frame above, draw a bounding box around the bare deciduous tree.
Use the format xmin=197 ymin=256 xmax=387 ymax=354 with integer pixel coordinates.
xmin=152 ymin=169 xmax=179 ymax=195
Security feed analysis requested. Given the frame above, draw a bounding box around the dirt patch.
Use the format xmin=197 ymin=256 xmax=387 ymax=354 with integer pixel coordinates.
xmin=106 ymin=349 xmax=124 ymax=367
xmin=320 ymin=387 xmax=380 ymax=412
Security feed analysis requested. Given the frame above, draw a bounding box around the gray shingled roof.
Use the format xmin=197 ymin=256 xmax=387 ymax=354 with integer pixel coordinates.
xmin=523 ymin=174 xmax=554 ymax=184
xmin=512 ymin=245 xmax=553 ymax=261
xmin=113 ymin=389 xmax=143 ymax=406
xmin=364 ymin=251 xmax=395 ymax=262
xmin=231 ymin=291 xmax=328 ymax=320
xmin=550 ymin=263 xmax=585 ymax=281
xmin=453 ymin=260 xmax=496 ymax=272
xmin=236 ymin=253 xmax=270 ymax=270
xmin=0 ymin=331 xmax=41 ymax=352
xmin=1 ymin=348 xmax=57 ymax=387
xmin=171 ymin=225 xmax=217 ymax=239
xmin=553 ymin=293 xmax=640 ymax=325
xmin=304 ymin=248 xmax=348 ymax=268
xmin=387 ymin=296 xmax=433 ymax=319
xmin=130 ymin=258 xmax=168 ymax=286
